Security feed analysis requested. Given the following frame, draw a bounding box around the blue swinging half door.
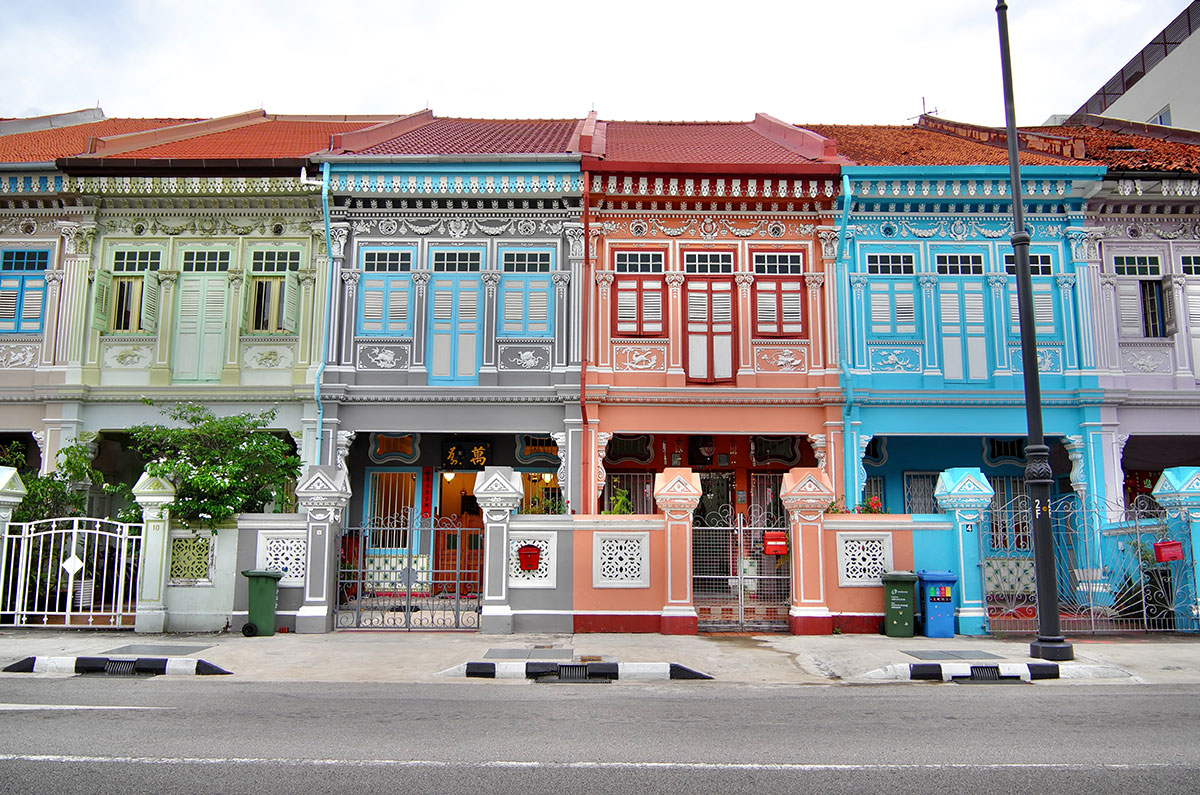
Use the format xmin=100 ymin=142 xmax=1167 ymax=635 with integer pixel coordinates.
xmin=427 ymin=247 xmax=484 ymax=385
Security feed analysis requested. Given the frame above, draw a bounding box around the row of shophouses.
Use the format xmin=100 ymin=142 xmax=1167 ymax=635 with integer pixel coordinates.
xmin=1 ymin=106 xmax=1199 ymax=637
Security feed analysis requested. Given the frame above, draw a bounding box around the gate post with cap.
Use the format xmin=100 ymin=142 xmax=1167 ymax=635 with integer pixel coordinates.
xmin=474 ymin=466 xmax=524 ymax=634
xmin=131 ymin=472 xmax=175 ymax=633
xmin=294 ymin=465 xmax=351 ymax=634
xmin=780 ymin=467 xmax=835 ymax=634
xmin=653 ymin=467 xmax=701 ymax=634
xmin=933 ymin=467 xmax=995 ymax=636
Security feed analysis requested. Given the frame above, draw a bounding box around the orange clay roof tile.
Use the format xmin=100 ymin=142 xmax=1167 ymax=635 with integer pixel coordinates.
xmin=0 ymin=118 xmax=199 ymax=163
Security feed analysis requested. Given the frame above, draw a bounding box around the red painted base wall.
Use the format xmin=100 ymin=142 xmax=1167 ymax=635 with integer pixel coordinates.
xmin=574 ymin=614 xmax=662 ymax=633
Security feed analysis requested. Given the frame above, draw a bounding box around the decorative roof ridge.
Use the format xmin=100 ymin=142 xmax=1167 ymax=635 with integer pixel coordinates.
xmin=0 ymin=108 xmax=106 ymax=136
xmin=1071 ymin=114 xmax=1200 ymax=146
xmin=82 ymin=109 xmax=267 ymax=155
xmin=269 ymin=114 xmax=401 ymax=123
xmin=753 ymin=113 xmax=842 ymax=162
xmin=568 ymin=111 xmax=600 ymax=156
xmin=917 ymin=114 xmax=1087 ymax=160
xmin=602 ymin=119 xmax=749 ymax=126
xmin=327 ymin=110 xmax=432 ymax=154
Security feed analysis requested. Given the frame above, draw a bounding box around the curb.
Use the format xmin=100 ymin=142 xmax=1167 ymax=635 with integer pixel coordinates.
xmin=2 ymin=656 xmax=232 ymax=676
xmin=439 ymin=661 xmax=711 ymax=681
xmin=907 ymin=662 xmax=1059 ymax=682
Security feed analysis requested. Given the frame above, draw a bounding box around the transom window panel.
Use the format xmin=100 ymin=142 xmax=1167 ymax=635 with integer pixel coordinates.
xmin=432 ymin=250 xmax=482 ymax=271
xmin=614 ymin=251 xmax=664 ymax=273
xmin=614 ymin=276 xmax=664 ymax=336
xmin=251 ymin=250 xmax=301 ymax=272
xmin=935 ymin=253 xmax=984 ymax=275
xmin=753 ymin=252 xmax=804 ymax=274
xmin=685 ymin=278 xmax=735 ymax=382
xmin=1004 ymin=253 xmax=1052 ymax=276
xmin=683 ymin=251 xmax=734 ymax=273
xmin=866 ymin=253 xmax=914 ymax=275
xmin=754 ymin=278 xmax=804 ymax=336
xmin=181 ymin=250 xmax=230 ymax=272
xmin=363 ymin=250 xmax=412 ymax=272
xmin=112 ymin=250 xmax=161 ymax=272
xmin=0 ymin=250 xmax=49 ymax=333
xmin=1113 ymin=255 xmax=1160 ymax=277
xmin=868 ymin=281 xmax=916 ymax=336
xmin=502 ymin=251 xmax=552 ymax=272
xmin=1182 ymin=255 xmax=1199 ymax=276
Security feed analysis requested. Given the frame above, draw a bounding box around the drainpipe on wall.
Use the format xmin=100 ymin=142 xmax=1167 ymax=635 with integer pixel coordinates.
xmin=299 ymin=163 xmax=334 ymax=466
xmin=834 ymin=174 xmax=857 ymax=500
xmin=579 ymin=170 xmax=591 ymax=513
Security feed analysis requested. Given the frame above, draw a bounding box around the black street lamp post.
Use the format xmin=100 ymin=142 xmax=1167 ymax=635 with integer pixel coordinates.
xmin=995 ymin=0 xmax=1074 ymax=661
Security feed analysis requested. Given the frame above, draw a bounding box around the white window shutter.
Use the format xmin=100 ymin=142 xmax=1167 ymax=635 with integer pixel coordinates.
xmin=1116 ymin=281 xmax=1143 ymax=337
xmin=755 ymin=283 xmax=778 ymax=334
xmin=780 ymin=281 xmax=803 ymax=334
xmin=139 ymin=271 xmax=159 ymax=332
xmin=281 ymin=270 xmax=300 ymax=333
xmin=91 ymin=269 xmax=112 ymax=331
xmin=0 ymin=277 xmax=19 ymax=332
xmin=361 ymin=278 xmax=385 ymax=332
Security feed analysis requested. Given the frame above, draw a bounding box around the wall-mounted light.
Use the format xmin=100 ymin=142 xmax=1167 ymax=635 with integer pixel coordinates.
xmin=541 ymin=472 xmax=553 ymax=483
xmin=443 ymin=471 xmax=455 ymax=482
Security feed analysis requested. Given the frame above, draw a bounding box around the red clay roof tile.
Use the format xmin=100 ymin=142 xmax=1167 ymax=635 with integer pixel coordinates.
xmin=355 ymin=118 xmax=579 ymax=156
xmin=803 ymin=124 xmax=1071 ymax=167
xmin=105 ymin=119 xmax=368 ymax=159
xmin=0 ymin=118 xmax=198 ymax=163
xmin=1027 ymin=124 xmax=1200 ymax=173
xmin=600 ymin=121 xmax=818 ymax=165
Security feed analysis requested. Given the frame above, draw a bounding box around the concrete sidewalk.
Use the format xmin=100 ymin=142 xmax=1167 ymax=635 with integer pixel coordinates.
xmin=2 ymin=628 xmax=1198 ymax=684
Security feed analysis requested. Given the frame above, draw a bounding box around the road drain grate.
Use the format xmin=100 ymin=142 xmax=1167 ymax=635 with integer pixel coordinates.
xmin=104 ymin=659 xmax=137 ymax=676
xmin=952 ymin=664 xmax=1022 ymax=684
xmin=557 ymin=664 xmax=589 ymax=682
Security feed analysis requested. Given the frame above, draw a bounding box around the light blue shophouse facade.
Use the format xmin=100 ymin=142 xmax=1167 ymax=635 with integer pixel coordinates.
xmin=835 ymin=163 xmax=1109 ymax=632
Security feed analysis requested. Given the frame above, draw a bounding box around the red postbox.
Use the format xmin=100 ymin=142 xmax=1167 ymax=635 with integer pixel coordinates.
xmin=763 ymin=531 xmax=788 ymax=555
xmin=1153 ymin=540 xmax=1184 ymax=563
xmin=517 ymin=544 xmax=542 ymax=571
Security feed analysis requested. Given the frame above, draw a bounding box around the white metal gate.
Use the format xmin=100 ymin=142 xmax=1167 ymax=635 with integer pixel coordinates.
xmin=984 ymin=495 xmax=1198 ymax=634
xmin=693 ymin=504 xmax=790 ymax=631
xmin=0 ymin=517 xmax=143 ymax=628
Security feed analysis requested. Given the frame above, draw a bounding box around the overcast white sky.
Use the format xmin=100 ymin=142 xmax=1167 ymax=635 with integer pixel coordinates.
xmin=1 ymin=0 xmax=1189 ymax=126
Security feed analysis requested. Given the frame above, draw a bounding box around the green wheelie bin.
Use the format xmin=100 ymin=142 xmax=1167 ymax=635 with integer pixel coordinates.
xmin=240 ymin=569 xmax=283 ymax=637
xmin=881 ymin=570 xmax=918 ymax=637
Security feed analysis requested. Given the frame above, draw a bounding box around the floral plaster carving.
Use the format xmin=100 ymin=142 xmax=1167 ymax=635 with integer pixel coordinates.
xmin=243 ymin=346 xmax=294 ymax=369
xmin=498 ymin=345 xmax=550 ymax=371
xmin=870 ymin=348 xmax=921 ymax=372
xmin=103 ymin=345 xmax=152 ymax=369
xmin=0 ymin=344 xmax=38 ymax=368
xmin=1122 ymin=348 xmax=1168 ymax=373
xmin=613 ymin=345 xmax=666 ymax=372
xmin=755 ymin=347 xmax=807 ymax=373
xmin=358 ymin=344 xmax=410 ymax=371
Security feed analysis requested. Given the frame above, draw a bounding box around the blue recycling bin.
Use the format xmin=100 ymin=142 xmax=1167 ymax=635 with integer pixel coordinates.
xmin=917 ymin=570 xmax=958 ymax=638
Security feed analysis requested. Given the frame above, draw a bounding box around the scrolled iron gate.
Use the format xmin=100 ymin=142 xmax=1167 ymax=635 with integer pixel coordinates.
xmin=984 ymin=494 xmax=1198 ymax=634
xmin=693 ymin=505 xmax=790 ymax=631
xmin=0 ymin=517 xmax=142 ymax=628
xmin=336 ymin=509 xmax=482 ymax=630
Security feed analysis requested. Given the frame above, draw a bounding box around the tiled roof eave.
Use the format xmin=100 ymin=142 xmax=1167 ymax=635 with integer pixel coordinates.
xmin=316 ymin=153 xmax=581 ymax=164
xmin=583 ymin=158 xmax=839 ymax=176
xmin=56 ymin=156 xmax=309 ymax=176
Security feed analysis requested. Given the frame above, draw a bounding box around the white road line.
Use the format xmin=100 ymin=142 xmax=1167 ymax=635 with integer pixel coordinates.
xmin=0 ymin=755 xmax=1180 ymax=771
xmin=0 ymin=705 xmax=172 ymax=712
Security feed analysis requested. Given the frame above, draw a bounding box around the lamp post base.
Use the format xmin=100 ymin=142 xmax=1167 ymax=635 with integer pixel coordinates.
xmin=1030 ymin=637 xmax=1074 ymax=661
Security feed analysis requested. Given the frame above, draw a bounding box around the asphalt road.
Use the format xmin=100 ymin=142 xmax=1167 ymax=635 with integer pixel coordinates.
xmin=1 ymin=678 xmax=1198 ymax=794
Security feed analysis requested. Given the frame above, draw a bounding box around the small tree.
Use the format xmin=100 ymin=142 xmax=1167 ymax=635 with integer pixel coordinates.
xmin=128 ymin=402 xmax=300 ymax=530
xmin=0 ymin=438 xmax=134 ymax=523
